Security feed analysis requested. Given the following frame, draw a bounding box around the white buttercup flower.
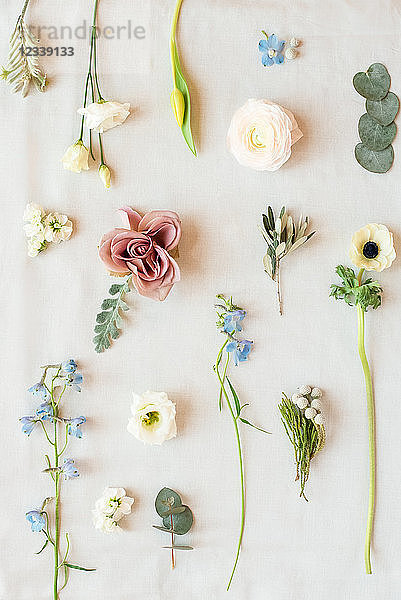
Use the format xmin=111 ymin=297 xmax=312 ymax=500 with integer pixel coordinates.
xmin=304 ymin=407 xmax=317 ymax=420
xmin=296 ymin=396 xmax=309 ymax=410
xmin=62 ymin=140 xmax=90 ymax=173
xmin=93 ymin=487 xmax=134 ymax=534
xmin=227 ymin=99 xmax=303 ymax=172
xmin=127 ymin=391 xmax=177 ymax=445
xmin=298 ymin=385 xmax=311 ymax=396
xmin=311 ymin=387 xmax=322 ymax=399
xmin=311 ymin=399 xmax=322 ymax=411
xmin=78 ymin=100 xmax=130 ymax=133
xmin=350 ymin=223 xmax=396 ymax=272
xmin=44 ymin=213 xmax=73 ymax=244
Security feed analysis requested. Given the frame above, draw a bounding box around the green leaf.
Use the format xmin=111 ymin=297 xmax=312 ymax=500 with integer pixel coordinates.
xmin=227 ymin=377 xmax=241 ymax=417
xmin=358 ymin=113 xmax=396 ymax=151
xmin=63 ymin=563 xmax=96 ymax=572
xmin=239 ymin=418 xmax=271 ymax=434
xmin=163 ymin=505 xmax=193 ymax=535
xmin=171 ymin=41 xmax=196 ymax=156
xmin=36 ymin=539 xmax=49 ymax=554
xmin=366 ymin=91 xmax=399 ymax=126
xmin=353 ymin=63 xmax=390 ymax=100
xmin=330 ymin=265 xmax=382 ymax=311
xmin=152 ymin=525 xmax=180 ymax=534
xmin=354 ymin=142 xmax=394 ymax=173
xmin=162 ymin=545 xmax=193 ymax=550
xmin=155 ymin=487 xmax=182 ymax=518
xmin=93 ymin=277 xmax=131 ymax=353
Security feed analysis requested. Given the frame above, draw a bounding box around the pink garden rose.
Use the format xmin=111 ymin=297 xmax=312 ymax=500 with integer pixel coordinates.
xmin=99 ymin=207 xmax=181 ymax=301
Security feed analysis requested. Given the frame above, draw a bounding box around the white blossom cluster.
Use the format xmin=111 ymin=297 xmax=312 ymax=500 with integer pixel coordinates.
xmin=291 ymin=385 xmax=324 ymax=426
xmin=23 ymin=203 xmax=73 ymax=257
xmin=92 ymin=487 xmax=134 ymax=534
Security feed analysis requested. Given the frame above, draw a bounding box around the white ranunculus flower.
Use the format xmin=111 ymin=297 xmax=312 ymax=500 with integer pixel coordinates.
xmin=227 ymin=99 xmax=303 ymax=172
xmin=43 ymin=213 xmax=73 ymax=243
xmin=350 ymin=223 xmax=396 ymax=272
xmin=92 ymin=487 xmax=134 ymax=534
xmin=62 ymin=140 xmax=90 ymax=173
xmin=78 ymin=100 xmax=130 ymax=133
xmin=127 ymin=391 xmax=177 ymax=445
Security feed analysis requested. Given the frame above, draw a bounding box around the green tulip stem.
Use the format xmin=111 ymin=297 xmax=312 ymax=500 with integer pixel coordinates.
xmin=170 ymin=0 xmax=184 ymax=87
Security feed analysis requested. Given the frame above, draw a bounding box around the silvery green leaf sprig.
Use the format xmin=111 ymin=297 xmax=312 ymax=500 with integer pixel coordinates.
xmin=1 ymin=0 xmax=47 ymax=96
xmin=93 ymin=278 xmax=131 ymax=353
xmin=260 ymin=206 xmax=315 ymax=315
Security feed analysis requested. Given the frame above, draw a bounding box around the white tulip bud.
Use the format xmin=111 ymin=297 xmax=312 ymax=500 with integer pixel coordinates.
xmin=298 ymin=385 xmax=311 ymax=396
xmin=311 ymin=387 xmax=322 ymax=399
xmin=311 ymin=399 xmax=322 ymax=411
xmin=314 ymin=414 xmax=324 ymax=426
xmin=296 ymin=397 xmax=309 ymax=410
xmin=304 ymin=407 xmax=317 ymax=420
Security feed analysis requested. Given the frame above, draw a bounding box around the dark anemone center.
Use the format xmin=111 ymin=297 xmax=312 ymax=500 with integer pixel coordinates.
xmin=363 ymin=241 xmax=379 ymax=259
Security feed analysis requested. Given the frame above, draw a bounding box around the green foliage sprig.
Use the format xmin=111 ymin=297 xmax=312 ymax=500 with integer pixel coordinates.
xmin=153 ymin=487 xmax=194 ymax=569
xmin=330 ymin=265 xmax=382 ymax=311
xmin=1 ymin=0 xmax=46 ymax=96
xmin=260 ymin=206 xmax=315 ymax=314
xmin=353 ymin=63 xmax=399 ymax=173
xmin=93 ymin=276 xmax=131 ymax=353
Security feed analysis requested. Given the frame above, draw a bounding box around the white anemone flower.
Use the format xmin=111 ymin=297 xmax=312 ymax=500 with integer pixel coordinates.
xmin=350 ymin=223 xmax=395 ymax=272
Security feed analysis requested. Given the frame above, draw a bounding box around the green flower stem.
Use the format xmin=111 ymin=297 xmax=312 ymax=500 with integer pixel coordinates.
xmin=357 ymin=268 xmax=375 ymax=575
xmin=170 ymin=514 xmax=175 ymax=569
xmin=216 ymin=339 xmax=229 ymax=409
xmin=20 ymin=0 xmax=30 ymax=19
xmin=91 ymin=0 xmax=104 ymax=102
xmin=53 ymin=406 xmax=60 ymax=599
xmin=215 ymin=350 xmax=245 ymax=591
xmin=170 ymin=0 xmax=184 ymax=87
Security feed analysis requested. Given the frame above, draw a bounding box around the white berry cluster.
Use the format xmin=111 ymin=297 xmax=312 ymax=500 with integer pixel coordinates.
xmin=23 ymin=203 xmax=73 ymax=257
xmin=291 ymin=385 xmax=324 ymax=426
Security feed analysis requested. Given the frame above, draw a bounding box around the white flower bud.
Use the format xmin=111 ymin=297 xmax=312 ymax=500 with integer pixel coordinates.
xmin=289 ymin=37 xmax=300 ymax=48
xmin=304 ymin=407 xmax=317 ymax=420
xmin=311 ymin=387 xmax=322 ymax=399
xmin=311 ymin=399 xmax=322 ymax=411
xmin=285 ymin=48 xmax=298 ymax=60
xmin=298 ymin=385 xmax=311 ymax=396
xmin=296 ymin=396 xmax=309 ymax=410
xmin=314 ymin=414 xmax=324 ymax=426
xmin=291 ymin=393 xmax=302 ymax=403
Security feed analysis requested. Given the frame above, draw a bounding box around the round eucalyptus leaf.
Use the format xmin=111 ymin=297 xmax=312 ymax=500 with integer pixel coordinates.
xmin=353 ymin=63 xmax=390 ymax=100
xmin=163 ymin=505 xmax=193 ymax=535
xmin=155 ymin=487 xmax=182 ymax=518
xmin=355 ymin=142 xmax=394 ymax=173
xmin=366 ymin=92 xmax=399 ymax=126
xmin=358 ymin=113 xmax=396 ymax=151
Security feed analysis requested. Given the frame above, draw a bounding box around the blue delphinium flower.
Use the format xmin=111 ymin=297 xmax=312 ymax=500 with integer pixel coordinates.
xmin=61 ymin=458 xmax=79 ymax=479
xmin=26 ymin=510 xmax=46 ymax=532
xmin=65 ymin=416 xmax=86 ymax=438
xmin=64 ymin=372 xmax=83 ymax=392
xmin=258 ymin=33 xmax=285 ymax=67
xmin=28 ymin=382 xmax=50 ymax=401
xmin=226 ymin=340 xmax=253 ymax=366
xmin=223 ymin=310 xmax=246 ymax=334
xmin=20 ymin=416 xmax=37 ymax=436
xmin=61 ymin=359 xmax=77 ymax=374
xmin=36 ymin=402 xmax=54 ymax=422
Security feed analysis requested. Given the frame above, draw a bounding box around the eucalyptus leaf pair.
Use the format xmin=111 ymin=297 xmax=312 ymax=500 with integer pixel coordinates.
xmin=353 ymin=63 xmax=399 ymax=173
xmin=153 ymin=487 xmax=194 ymax=569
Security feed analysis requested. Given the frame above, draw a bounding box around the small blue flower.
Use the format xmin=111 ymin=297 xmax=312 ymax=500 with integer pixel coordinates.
xmin=259 ymin=33 xmax=285 ymax=67
xmin=65 ymin=416 xmax=86 ymax=438
xmin=20 ymin=416 xmax=37 ymax=436
xmin=223 ymin=310 xmax=246 ymax=334
xmin=61 ymin=458 xmax=79 ymax=479
xmin=61 ymin=359 xmax=77 ymax=374
xmin=226 ymin=339 xmax=253 ymax=366
xmin=26 ymin=510 xmax=46 ymax=532
xmin=64 ymin=372 xmax=83 ymax=392
xmin=36 ymin=402 xmax=54 ymax=422
xmin=28 ymin=382 xmax=50 ymax=402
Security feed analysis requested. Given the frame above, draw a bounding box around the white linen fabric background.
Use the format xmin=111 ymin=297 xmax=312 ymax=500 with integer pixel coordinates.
xmin=1 ymin=1 xmax=401 ymax=599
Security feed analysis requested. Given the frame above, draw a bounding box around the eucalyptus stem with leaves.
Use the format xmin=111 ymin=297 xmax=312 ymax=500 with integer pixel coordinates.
xmin=20 ymin=360 xmax=95 ymax=599
xmin=213 ymin=295 xmax=269 ymax=590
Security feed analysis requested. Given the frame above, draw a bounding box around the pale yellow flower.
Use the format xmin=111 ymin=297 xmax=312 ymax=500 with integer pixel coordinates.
xmin=350 ymin=223 xmax=395 ymax=272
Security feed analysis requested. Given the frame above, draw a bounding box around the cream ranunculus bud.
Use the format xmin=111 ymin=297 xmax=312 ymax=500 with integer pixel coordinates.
xmin=127 ymin=391 xmax=177 ymax=445
xmin=99 ymin=164 xmax=111 ymax=189
xmin=62 ymin=140 xmax=90 ymax=173
xmin=311 ymin=387 xmax=322 ymax=399
xmin=78 ymin=100 xmax=130 ymax=133
xmin=227 ymin=99 xmax=303 ymax=172
xmin=311 ymin=399 xmax=322 ymax=411
xmin=314 ymin=413 xmax=324 ymax=426
xmin=304 ymin=407 xmax=317 ymax=420
xmin=170 ymin=88 xmax=185 ymax=127
xmin=298 ymin=385 xmax=311 ymax=396
xmin=296 ymin=396 xmax=309 ymax=410
xmin=350 ymin=223 xmax=396 ymax=272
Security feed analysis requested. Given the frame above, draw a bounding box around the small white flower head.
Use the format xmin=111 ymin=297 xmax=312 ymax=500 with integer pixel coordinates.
xmin=311 ymin=387 xmax=322 ymax=399
xmin=285 ymin=48 xmax=298 ymax=60
xmin=304 ymin=407 xmax=317 ymax=420
xmin=314 ymin=413 xmax=324 ymax=426
xmin=127 ymin=391 xmax=177 ymax=445
xmin=296 ymin=396 xmax=309 ymax=410
xmin=23 ymin=203 xmax=45 ymax=237
xmin=291 ymin=393 xmax=302 ymax=403
xmin=311 ymin=399 xmax=322 ymax=411
xmin=93 ymin=487 xmax=134 ymax=534
xmin=44 ymin=213 xmax=73 ymax=244
xmin=298 ymin=385 xmax=311 ymax=396
xmin=289 ymin=37 xmax=300 ymax=48
xmin=27 ymin=232 xmax=47 ymax=257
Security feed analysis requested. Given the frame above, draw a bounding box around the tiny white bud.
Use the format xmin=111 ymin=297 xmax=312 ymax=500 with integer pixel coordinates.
xmin=314 ymin=414 xmax=324 ymax=426
xmin=311 ymin=399 xmax=322 ymax=411
xmin=311 ymin=387 xmax=322 ymax=399
xmin=296 ymin=397 xmax=309 ymax=410
xmin=289 ymin=37 xmax=300 ymax=48
xmin=285 ymin=48 xmax=298 ymax=60
xmin=304 ymin=407 xmax=317 ymax=420
xmin=291 ymin=393 xmax=302 ymax=403
xmin=298 ymin=385 xmax=311 ymax=396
